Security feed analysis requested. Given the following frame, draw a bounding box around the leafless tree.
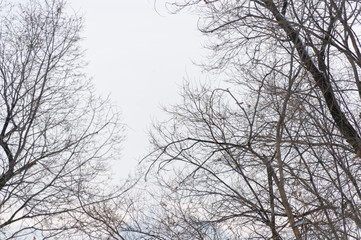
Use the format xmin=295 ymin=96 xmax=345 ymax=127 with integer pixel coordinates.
xmin=145 ymin=0 xmax=361 ymax=239
xmin=0 ymin=0 xmax=131 ymax=239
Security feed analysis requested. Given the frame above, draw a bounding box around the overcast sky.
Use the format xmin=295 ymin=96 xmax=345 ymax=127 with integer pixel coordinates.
xmin=69 ymin=0 xmax=207 ymax=177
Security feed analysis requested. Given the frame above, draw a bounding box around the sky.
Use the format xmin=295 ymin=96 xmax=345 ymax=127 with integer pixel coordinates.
xmin=68 ymin=0 xmax=207 ymax=177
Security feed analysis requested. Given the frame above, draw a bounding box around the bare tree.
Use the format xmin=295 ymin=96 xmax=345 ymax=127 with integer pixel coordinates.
xmin=0 ymin=0 xmax=131 ymax=239
xmin=145 ymin=0 xmax=361 ymax=239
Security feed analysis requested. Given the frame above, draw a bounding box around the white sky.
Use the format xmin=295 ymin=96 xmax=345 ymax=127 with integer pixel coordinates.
xmin=68 ymin=0 xmax=207 ymax=177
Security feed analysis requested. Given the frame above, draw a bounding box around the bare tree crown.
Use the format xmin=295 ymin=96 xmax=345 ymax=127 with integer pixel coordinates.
xmin=0 ymin=1 xmax=129 ymax=239
xmin=140 ymin=0 xmax=361 ymax=239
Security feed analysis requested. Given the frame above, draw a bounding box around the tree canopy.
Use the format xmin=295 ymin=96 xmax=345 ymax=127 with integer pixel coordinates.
xmin=0 ymin=1 xmax=129 ymax=239
xmin=144 ymin=0 xmax=361 ymax=239
xmin=2 ymin=0 xmax=361 ymax=239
